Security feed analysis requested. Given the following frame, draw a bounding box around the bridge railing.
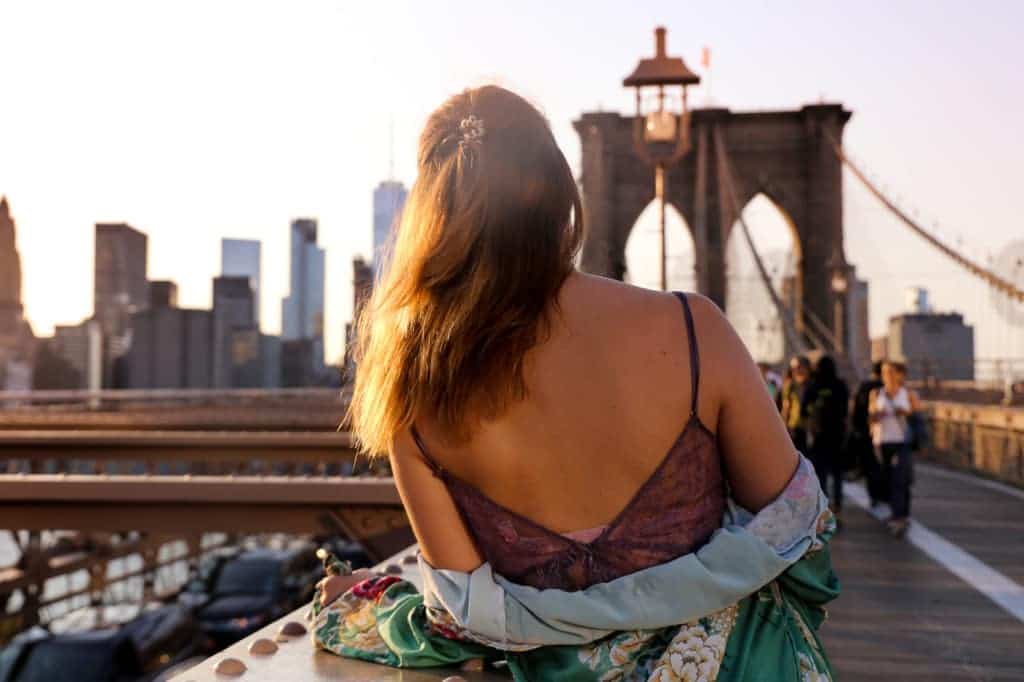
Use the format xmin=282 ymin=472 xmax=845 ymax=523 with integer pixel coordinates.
xmin=0 ymin=388 xmax=350 ymax=431
xmin=174 ymin=544 xmax=507 ymax=681
xmin=0 ymin=429 xmax=410 ymax=642
xmin=924 ymin=401 xmax=1024 ymax=486
xmin=0 ymin=387 xmax=346 ymax=407
xmin=0 ymin=429 xmax=362 ymax=475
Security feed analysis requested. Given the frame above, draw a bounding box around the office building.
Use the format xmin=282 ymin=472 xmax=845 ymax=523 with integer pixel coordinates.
xmin=344 ymin=256 xmax=374 ymax=379
xmin=52 ymin=319 xmax=103 ymax=390
xmin=221 ymin=239 xmax=262 ymax=327
xmin=126 ymin=304 xmax=213 ymax=389
xmin=280 ymin=338 xmax=314 ymax=388
xmin=260 ymin=334 xmax=281 ymax=389
xmin=94 ymin=223 xmax=148 ymax=339
xmin=846 ymin=277 xmax=871 ymax=375
xmin=212 ymin=275 xmax=256 ymax=388
xmin=0 ymin=197 xmax=24 ymax=341
xmin=94 ymin=223 xmax=148 ymax=386
xmin=886 ymin=289 xmax=975 ymax=380
xmin=0 ymin=197 xmax=35 ymax=390
xmin=281 ymin=218 xmax=325 ymax=373
xmin=373 ymin=181 xmax=407 ymax=278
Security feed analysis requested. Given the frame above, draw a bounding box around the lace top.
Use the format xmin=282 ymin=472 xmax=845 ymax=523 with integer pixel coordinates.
xmin=411 ymin=292 xmax=726 ymax=591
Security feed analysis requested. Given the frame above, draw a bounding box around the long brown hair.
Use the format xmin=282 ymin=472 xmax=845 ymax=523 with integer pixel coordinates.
xmin=349 ymin=85 xmax=583 ymax=456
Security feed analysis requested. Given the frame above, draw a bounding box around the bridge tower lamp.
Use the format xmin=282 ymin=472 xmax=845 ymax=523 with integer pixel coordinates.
xmin=624 ymin=26 xmax=701 ymax=291
xmin=829 ymin=259 xmax=849 ymax=356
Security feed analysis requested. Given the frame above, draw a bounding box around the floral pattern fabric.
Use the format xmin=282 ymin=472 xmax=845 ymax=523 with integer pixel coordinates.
xmin=310 ymin=507 xmax=838 ymax=681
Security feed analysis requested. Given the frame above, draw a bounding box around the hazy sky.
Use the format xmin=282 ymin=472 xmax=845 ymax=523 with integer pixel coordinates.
xmin=1 ymin=1 xmax=1022 ymax=364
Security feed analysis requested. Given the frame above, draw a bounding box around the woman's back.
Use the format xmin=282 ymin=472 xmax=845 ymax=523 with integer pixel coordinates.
xmin=352 ymin=84 xmax=799 ymax=583
xmin=412 ymin=275 xmax=710 ymax=537
xmin=411 ymin=277 xmax=724 ymax=588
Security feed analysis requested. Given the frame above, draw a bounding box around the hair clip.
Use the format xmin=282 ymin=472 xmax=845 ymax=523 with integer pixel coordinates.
xmin=458 ymin=115 xmax=485 ymax=144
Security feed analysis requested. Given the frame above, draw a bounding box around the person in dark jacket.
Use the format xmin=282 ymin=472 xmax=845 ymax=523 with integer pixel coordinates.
xmin=805 ymin=355 xmax=850 ymax=515
xmin=851 ymin=362 xmax=884 ymax=506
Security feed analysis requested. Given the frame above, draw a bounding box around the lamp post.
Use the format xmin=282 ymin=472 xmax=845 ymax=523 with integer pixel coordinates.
xmin=624 ymin=27 xmax=700 ymax=291
xmin=830 ymin=261 xmax=849 ymax=355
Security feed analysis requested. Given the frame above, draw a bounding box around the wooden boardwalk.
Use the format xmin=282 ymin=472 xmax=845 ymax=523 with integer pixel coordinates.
xmin=822 ymin=463 xmax=1024 ymax=681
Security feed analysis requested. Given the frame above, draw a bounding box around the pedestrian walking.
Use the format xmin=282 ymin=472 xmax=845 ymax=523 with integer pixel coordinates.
xmin=851 ymin=362 xmax=884 ymax=507
xmin=805 ymin=355 xmax=850 ymax=517
xmin=780 ymin=356 xmax=811 ymax=452
xmin=869 ymin=360 xmax=921 ymax=537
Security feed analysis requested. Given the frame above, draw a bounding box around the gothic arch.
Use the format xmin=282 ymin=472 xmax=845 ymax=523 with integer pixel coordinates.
xmin=574 ymin=104 xmax=851 ymax=343
xmin=623 ymin=199 xmax=696 ymax=291
xmin=725 ymin=193 xmax=801 ymax=362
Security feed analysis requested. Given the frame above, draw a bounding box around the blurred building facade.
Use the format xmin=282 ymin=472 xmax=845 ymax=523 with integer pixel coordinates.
xmin=148 ymin=280 xmax=178 ymax=308
xmin=343 ymin=256 xmax=374 ymax=380
xmin=0 ymin=197 xmax=24 ymax=341
xmin=875 ymin=289 xmax=975 ymax=380
xmin=372 ymin=181 xmax=407 ymax=278
xmin=125 ymin=287 xmax=213 ymax=389
xmin=846 ymin=277 xmax=871 ymax=375
xmin=48 ymin=319 xmax=103 ymax=389
xmin=221 ymin=238 xmax=261 ymax=328
xmin=281 ymin=218 xmax=325 ymax=375
xmin=212 ymin=275 xmax=256 ymax=388
xmin=887 ymin=312 xmax=975 ymax=381
xmin=94 ymin=222 xmax=148 ymax=386
xmin=0 ymin=197 xmax=36 ymax=391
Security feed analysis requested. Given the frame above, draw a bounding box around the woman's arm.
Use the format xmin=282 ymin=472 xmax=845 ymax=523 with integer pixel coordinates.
xmin=908 ymin=389 xmax=922 ymax=413
xmin=691 ymin=296 xmax=799 ymax=512
xmin=419 ymin=453 xmax=831 ymax=648
xmin=867 ymin=388 xmax=881 ymax=423
xmin=388 ymin=429 xmax=484 ymax=572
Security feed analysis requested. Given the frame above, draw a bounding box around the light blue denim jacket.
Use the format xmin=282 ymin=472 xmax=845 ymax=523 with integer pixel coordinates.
xmin=419 ymin=454 xmax=827 ymax=649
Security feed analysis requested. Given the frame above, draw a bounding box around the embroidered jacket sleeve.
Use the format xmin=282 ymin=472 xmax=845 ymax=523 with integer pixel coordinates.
xmin=419 ymin=454 xmax=830 ymax=649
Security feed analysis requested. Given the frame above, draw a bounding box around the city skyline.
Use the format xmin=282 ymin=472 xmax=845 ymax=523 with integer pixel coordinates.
xmin=1 ymin=2 xmax=1023 ymax=363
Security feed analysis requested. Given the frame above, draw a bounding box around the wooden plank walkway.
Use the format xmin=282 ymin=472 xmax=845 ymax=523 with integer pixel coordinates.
xmin=822 ymin=463 xmax=1024 ymax=681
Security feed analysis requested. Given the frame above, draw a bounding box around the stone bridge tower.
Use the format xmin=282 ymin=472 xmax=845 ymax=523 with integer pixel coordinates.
xmin=574 ymin=104 xmax=851 ymax=340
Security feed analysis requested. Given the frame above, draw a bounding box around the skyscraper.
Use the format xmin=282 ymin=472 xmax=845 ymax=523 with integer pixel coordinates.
xmin=281 ymin=218 xmax=325 ymax=370
xmin=52 ymin=320 xmax=103 ymax=390
xmin=212 ymin=275 xmax=256 ymax=388
xmin=126 ymin=305 xmax=213 ymax=389
xmin=221 ymin=238 xmax=262 ymax=328
xmin=94 ymin=223 xmax=148 ymax=385
xmin=0 ymin=197 xmax=24 ymax=341
xmin=372 ymin=181 xmax=407 ymax=278
xmin=0 ymin=197 xmax=34 ymax=391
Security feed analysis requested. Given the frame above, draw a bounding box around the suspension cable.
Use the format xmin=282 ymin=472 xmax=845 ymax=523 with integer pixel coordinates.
xmin=712 ymin=126 xmax=809 ymax=355
xmin=826 ymin=131 xmax=1024 ymax=304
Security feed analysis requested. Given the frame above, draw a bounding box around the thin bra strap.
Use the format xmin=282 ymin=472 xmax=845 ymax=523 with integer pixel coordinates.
xmin=409 ymin=424 xmax=445 ymax=478
xmin=672 ymin=292 xmax=701 ymax=416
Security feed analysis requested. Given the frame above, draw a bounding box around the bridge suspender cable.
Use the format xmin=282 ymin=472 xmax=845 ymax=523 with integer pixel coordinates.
xmin=712 ymin=126 xmax=810 ymax=355
xmin=826 ymin=131 xmax=1024 ymax=305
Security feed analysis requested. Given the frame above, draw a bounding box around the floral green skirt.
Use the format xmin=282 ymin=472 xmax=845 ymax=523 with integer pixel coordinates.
xmin=311 ymin=521 xmax=839 ymax=681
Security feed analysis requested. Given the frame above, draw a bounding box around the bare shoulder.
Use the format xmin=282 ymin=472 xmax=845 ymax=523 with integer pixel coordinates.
xmin=679 ymin=293 xmax=750 ymax=376
xmin=564 ymin=273 xmax=707 ymax=328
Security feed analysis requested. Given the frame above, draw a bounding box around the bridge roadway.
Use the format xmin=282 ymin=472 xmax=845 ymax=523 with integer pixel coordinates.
xmin=177 ymin=460 xmax=1024 ymax=681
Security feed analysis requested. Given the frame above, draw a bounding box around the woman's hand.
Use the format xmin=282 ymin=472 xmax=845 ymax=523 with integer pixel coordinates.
xmin=317 ymin=569 xmax=373 ymax=608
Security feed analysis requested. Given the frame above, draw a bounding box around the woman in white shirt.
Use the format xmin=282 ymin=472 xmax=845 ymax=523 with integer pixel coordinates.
xmin=868 ymin=361 xmax=921 ymax=537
